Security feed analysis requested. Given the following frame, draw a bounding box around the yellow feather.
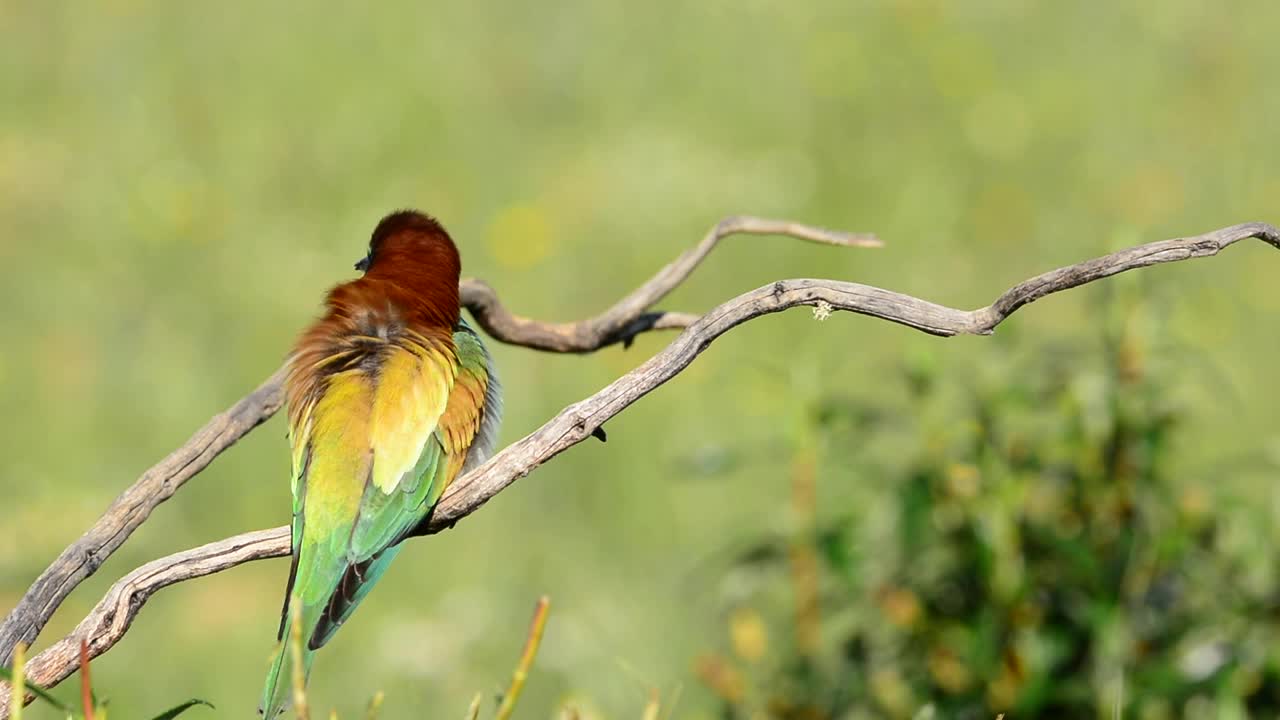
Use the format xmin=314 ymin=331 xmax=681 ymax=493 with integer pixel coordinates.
xmin=306 ymin=370 xmax=373 ymax=511
xmin=369 ymin=341 xmax=456 ymax=493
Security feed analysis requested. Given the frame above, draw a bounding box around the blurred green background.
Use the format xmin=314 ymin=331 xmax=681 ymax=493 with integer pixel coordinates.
xmin=2 ymin=1 xmax=1279 ymax=718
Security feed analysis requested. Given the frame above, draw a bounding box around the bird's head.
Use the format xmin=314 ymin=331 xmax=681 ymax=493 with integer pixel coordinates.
xmin=357 ymin=209 xmax=461 ymax=282
xmin=346 ymin=209 xmax=463 ymax=325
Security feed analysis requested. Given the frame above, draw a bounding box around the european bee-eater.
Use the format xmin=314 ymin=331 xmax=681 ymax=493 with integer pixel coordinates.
xmin=260 ymin=210 xmax=502 ymax=717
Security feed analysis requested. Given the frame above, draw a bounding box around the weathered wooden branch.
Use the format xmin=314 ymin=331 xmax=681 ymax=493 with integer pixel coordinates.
xmin=2 ymin=219 xmax=1277 ymax=713
xmin=12 ymin=529 xmax=287 ymax=709
xmin=0 ymin=214 xmax=877 ymax=674
xmin=459 ymin=214 xmax=880 ymax=351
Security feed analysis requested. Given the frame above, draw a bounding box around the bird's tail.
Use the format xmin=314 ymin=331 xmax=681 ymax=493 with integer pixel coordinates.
xmin=260 ymin=598 xmax=320 ymax=719
xmin=260 ymin=545 xmax=402 ymax=718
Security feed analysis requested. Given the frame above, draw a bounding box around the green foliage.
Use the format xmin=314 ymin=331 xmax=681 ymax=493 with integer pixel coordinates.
xmin=0 ymin=665 xmax=69 ymax=715
xmin=2 ymin=651 xmax=213 ymax=720
xmin=146 ymin=700 xmax=215 ymax=720
xmin=700 ymin=294 xmax=1280 ymax=719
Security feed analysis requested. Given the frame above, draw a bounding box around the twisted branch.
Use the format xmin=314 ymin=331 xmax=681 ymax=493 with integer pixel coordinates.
xmin=0 ymin=215 xmax=873 ymax=671
xmin=459 ymin=214 xmax=880 ymax=351
xmin=2 ymin=219 xmax=1277 ymax=713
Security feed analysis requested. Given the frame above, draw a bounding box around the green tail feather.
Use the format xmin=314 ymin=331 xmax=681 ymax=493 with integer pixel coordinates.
xmin=260 ymin=601 xmax=319 ymax=719
xmin=260 ymin=546 xmax=401 ymax=717
xmin=312 ymin=546 xmax=401 ymax=647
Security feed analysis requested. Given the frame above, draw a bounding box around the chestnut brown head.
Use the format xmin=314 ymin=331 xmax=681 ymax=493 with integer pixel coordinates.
xmin=343 ymin=210 xmax=463 ymax=326
xmin=356 ymin=210 xmax=461 ymax=283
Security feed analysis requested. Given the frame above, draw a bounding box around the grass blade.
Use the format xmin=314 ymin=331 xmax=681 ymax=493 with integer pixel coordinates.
xmin=289 ymin=596 xmax=310 ymax=720
xmin=6 ymin=642 xmax=20 ymax=720
xmin=1 ymin=644 xmax=71 ymax=714
xmin=147 ymin=698 xmax=214 ymax=720
xmin=463 ymin=692 xmax=482 ymax=720
xmin=640 ymin=688 xmax=659 ymax=720
xmin=493 ymin=596 xmax=551 ymax=720
xmin=80 ymin=639 xmax=95 ymax=720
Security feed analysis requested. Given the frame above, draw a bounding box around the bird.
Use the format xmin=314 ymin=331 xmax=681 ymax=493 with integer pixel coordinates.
xmin=260 ymin=210 xmax=502 ymax=717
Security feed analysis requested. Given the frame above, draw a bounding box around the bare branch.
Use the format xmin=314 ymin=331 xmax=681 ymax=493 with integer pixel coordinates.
xmin=460 ymin=215 xmax=878 ymax=352
xmin=0 ymin=215 xmax=878 ymax=669
xmin=2 ymin=529 xmax=287 ymax=706
xmin=0 ymin=368 xmax=287 ymax=669
xmin=432 ymin=222 xmax=1280 ymax=532
xmin=2 ymin=219 xmax=1276 ymax=713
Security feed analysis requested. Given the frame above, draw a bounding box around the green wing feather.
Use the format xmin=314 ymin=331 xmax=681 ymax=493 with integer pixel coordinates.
xmin=322 ymin=323 xmax=498 ymax=633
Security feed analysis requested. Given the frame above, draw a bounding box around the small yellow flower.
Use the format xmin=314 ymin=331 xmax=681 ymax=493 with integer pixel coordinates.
xmin=729 ymin=608 xmax=769 ymax=663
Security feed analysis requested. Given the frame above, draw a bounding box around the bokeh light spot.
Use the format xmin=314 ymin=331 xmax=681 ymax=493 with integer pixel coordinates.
xmin=486 ymin=202 xmax=556 ymax=270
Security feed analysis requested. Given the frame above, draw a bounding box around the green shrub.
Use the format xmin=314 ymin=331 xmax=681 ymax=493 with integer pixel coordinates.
xmin=699 ymin=292 xmax=1280 ymax=719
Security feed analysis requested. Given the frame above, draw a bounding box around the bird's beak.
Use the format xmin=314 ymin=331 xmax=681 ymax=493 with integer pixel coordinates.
xmin=354 ymin=256 xmax=370 ymax=272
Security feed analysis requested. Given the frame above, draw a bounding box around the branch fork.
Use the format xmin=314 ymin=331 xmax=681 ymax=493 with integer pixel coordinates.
xmin=1 ymin=216 xmax=1277 ymax=714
